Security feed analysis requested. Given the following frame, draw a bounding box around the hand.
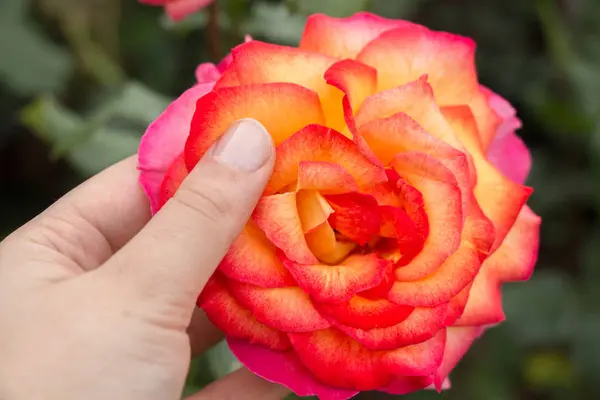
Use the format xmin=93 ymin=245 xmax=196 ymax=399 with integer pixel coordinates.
xmin=0 ymin=119 xmax=288 ymax=400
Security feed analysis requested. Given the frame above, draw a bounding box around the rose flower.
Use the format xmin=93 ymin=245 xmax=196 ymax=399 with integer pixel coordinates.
xmin=139 ymin=0 xmax=213 ymax=21
xmin=138 ymin=12 xmax=541 ymax=400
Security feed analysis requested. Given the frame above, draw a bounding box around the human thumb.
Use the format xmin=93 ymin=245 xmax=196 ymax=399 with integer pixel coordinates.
xmin=104 ymin=118 xmax=275 ymax=322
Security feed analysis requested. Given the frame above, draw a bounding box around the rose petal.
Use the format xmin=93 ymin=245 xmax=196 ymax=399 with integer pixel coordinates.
xmin=358 ymin=106 xmax=471 ymax=219
xmin=265 ymin=124 xmax=386 ymax=195
xmin=297 ymin=161 xmax=359 ymax=194
xmin=456 ymin=205 xmax=540 ymax=325
xmin=219 ymin=222 xmax=295 ymax=288
xmin=184 ymin=83 xmax=325 ymax=169
xmin=198 ymin=277 xmax=291 ymax=350
xmin=304 ymin=222 xmax=357 ymax=265
xmin=282 ymin=254 xmax=391 ymax=303
xmin=442 ymin=105 xmax=532 ymax=250
xmin=333 ymin=305 xmax=447 ymax=350
xmin=296 ymin=190 xmax=335 ymax=233
xmin=228 ymin=338 xmax=359 ymax=400
xmin=138 ymin=82 xmax=214 ymax=214
xmin=158 ymin=153 xmax=188 ymax=209
xmin=433 ymin=327 xmax=482 ymax=389
xmin=288 ymin=328 xmax=446 ymax=391
xmin=314 ymin=296 xmax=414 ymax=330
xmin=389 ymin=152 xmax=463 ymax=281
xmin=356 ymin=27 xmax=499 ymax=148
xmin=488 ymin=131 xmax=533 ymax=185
xmin=325 ymin=192 xmax=381 ymax=245
xmin=299 ymin=12 xmax=422 ymax=59
xmin=389 ymin=196 xmax=494 ymax=307
xmin=253 ymin=193 xmax=318 ymax=265
xmin=215 ymin=41 xmax=347 ymax=130
xmin=227 ymin=282 xmax=331 ymax=332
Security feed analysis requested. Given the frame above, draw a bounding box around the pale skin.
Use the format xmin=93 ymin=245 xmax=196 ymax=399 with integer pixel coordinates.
xmin=0 ymin=119 xmax=290 ymax=400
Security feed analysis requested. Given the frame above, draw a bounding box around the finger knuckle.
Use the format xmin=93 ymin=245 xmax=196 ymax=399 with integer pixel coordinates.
xmin=172 ymin=183 xmax=234 ymax=226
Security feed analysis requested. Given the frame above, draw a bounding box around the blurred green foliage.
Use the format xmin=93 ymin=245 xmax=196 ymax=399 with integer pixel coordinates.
xmin=2 ymin=0 xmax=600 ymax=399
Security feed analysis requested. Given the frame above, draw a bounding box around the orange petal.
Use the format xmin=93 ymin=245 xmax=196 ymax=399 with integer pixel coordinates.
xmin=444 ymin=281 xmax=475 ymax=326
xmin=389 ymin=153 xmax=463 ymax=281
xmin=184 ymin=83 xmax=325 ymax=169
xmin=288 ymin=328 xmax=445 ymax=390
xmin=297 ymin=161 xmax=359 ymax=194
xmin=299 ymin=12 xmax=422 ymax=59
xmin=453 ymin=267 xmax=504 ymax=326
xmin=325 ymin=192 xmax=381 ymax=245
xmin=389 ymin=199 xmax=494 ymax=307
xmin=158 ymin=153 xmax=188 ymax=209
xmin=455 ymin=205 xmax=540 ymax=325
xmin=198 ymin=276 xmax=291 ymax=351
xmin=304 ymin=221 xmax=357 ymax=265
xmin=265 ymin=124 xmax=386 ymax=195
xmin=282 ymin=254 xmax=391 ymax=303
xmin=356 ymin=25 xmax=479 ymax=103
xmin=219 ymin=222 xmax=295 ymax=288
xmin=215 ymin=40 xmax=347 ymax=131
xmin=314 ymin=296 xmax=414 ymax=330
xmin=296 ymin=190 xmax=334 ymax=233
xmin=324 ymin=58 xmax=377 ymax=117
xmin=442 ymin=105 xmax=532 ymax=250
xmin=253 ymin=193 xmax=318 ymax=264
xmin=227 ymin=282 xmax=331 ymax=332
xmin=216 ymin=41 xmax=335 ymax=91
xmin=359 ymin=109 xmax=471 ymax=219
xmin=489 ymin=205 xmax=541 ymax=282
xmin=471 ymin=88 xmax=503 ymax=150
xmin=335 ymin=305 xmax=447 ymax=350
xmin=356 ymin=78 xmax=463 ymax=150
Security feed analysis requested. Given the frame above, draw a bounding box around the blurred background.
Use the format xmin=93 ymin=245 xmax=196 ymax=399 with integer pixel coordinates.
xmin=1 ymin=0 xmax=599 ymax=398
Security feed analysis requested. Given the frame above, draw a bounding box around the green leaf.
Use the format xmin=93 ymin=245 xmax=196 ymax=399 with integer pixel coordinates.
xmin=0 ymin=0 xmax=73 ymax=95
xmin=292 ymin=0 xmax=368 ymax=17
xmin=66 ymin=128 xmax=140 ymax=176
xmin=111 ymin=81 xmax=173 ymax=126
xmin=205 ymin=340 xmax=241 ymax=379
xmin=368 ymin=0 xmax=431 ymax=17
xmin=244 ymin=2 xmax=306 ymax=44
